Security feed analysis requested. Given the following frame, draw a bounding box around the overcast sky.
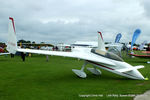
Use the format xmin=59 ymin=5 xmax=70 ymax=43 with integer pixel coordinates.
xmin=0 ymin=0 xmax=150 ymax=44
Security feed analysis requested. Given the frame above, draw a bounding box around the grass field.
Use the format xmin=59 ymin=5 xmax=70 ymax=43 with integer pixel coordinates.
xmin=0 ymin=54 xmax=150 ymax=100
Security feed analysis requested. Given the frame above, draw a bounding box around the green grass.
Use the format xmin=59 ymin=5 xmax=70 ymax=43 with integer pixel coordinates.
xmin=0 ymin=54 xmax=150 ymax=100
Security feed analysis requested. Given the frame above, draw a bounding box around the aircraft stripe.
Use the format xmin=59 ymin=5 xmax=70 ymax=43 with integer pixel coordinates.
xmin=98 ymin=31 xmax=103 ymax=41
xmin=9 ymin=17 xmax=16 ymax=33
xmin=123 ymin=72 xmax=139 ymax=79
xmin=87 ymin=60 xmax=114 ymax=70
xmin=87 ymin=60 xmax=140 ymax=79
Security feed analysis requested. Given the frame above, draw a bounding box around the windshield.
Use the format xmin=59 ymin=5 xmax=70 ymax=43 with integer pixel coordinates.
xmin=91 ymin=48 xmax=124 ymax=62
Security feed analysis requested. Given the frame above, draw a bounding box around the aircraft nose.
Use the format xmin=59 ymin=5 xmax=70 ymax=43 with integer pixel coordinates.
xmin=138 ymin=74 xmax=145 ymax=80
xmin=136 ymin=70 xmax=145 ymax=80
xmin=128 ymin=69 xmax=145 ymax=80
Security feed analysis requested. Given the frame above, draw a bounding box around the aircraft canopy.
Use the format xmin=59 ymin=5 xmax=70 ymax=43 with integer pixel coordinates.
xmin=91 ymin=48 xmax=124 ymax=62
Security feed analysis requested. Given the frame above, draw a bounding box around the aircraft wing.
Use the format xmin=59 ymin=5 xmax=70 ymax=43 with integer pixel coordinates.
xmin=7 ymin=17 xmax=115 ymax=66
xmin=0 ymin=53 xmax=10 ymax=55
xmin=17 ymin=48 xmax=115 ymax=66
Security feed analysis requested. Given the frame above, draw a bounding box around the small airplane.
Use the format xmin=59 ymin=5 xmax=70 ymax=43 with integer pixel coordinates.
xmin=129 ymin=53 xmax=150 ymax=58
xmin=7 ymin=17 xmax=146 ymax=80
xmin=0 ymin=47 xmax=9 ymax=55
xmin=0 ymin=47 xmax=4 ymax=53
xmin=104 ymin=33 xmax=123 ymax=57
xmin=129 ymin=51 xmax=150 ymax=64
xmin=0 ymin=53 xmax=9 ymax=56
xmin=138 ymin=41 xmax=147 ymax=50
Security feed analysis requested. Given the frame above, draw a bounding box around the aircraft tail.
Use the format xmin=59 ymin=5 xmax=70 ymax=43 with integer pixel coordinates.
xmin=138 ymin=40 xmax=147 ymax=50
xmin=7 ymin=17 xmax=17 ymax=54
xmin=97 ymin=31 xmax=106 ymax=51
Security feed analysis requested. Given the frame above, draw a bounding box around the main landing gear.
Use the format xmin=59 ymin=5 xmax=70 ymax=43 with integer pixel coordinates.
xmin=72 ymin=61 xmax=101 ymax=78
xmin=72 ymin=62 xmax=87 ymax=78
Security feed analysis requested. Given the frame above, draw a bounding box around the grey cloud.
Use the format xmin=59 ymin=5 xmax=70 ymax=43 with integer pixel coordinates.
xmin=0 ymin=0 xmax=150 ymax=44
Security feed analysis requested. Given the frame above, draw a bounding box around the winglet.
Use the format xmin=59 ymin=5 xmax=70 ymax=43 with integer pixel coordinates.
xmin=98 ymin=31 xmax=103 ymax=41
xmin=7 ymin=17 xmax=17 ymax=54
xmin=9 ymin=17 xmax=16 ymax=33
xmin=97 ymin=31 xmax=106 ymax=51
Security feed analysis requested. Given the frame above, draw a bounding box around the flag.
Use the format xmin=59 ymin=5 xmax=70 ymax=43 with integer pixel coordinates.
xmin=115 ymin=33 xmax=122 ymax=43
xmin=131 ymin=29 xmax=141 ymax=49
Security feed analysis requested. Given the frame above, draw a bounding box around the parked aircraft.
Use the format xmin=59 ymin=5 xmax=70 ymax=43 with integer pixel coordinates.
xmin=138 ymin=41 xmax=147 ymax=50
xmin=129 ymin=53 xmax=150 ymax=58
xmin=7 ymin=17 xmax=146 ymax=80
xmin=0 ymin=53 xmax=9 ymax=56
xmin=0 ymin=47 xmax=9 ymax=55
xmin=0 ymin=47 xmax=4 ymax=53
xmin=129 ymin=29 xmax=150 ymax=60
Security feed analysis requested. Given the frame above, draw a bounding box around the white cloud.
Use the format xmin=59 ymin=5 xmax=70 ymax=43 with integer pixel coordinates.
xmin=39 ymin=18 xmax=80 ymax=24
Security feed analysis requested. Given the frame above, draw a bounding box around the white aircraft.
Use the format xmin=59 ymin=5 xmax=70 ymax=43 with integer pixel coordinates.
xmin=0 ymin=53 xmax=9 ymax=56
xmin=72 ymin=41 xmax=97 ymax=48
xmin=7 ymin=17 xmax=146 ymax=80
xmin=105 ymin=33 xmax=123 ymax=55
xmin=138 ymin=41 xmax=147 ymax=50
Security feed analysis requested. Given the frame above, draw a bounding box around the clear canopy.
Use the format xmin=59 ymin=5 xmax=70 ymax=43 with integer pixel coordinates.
xmin=91 ymin=48 xmax=124 ymax=62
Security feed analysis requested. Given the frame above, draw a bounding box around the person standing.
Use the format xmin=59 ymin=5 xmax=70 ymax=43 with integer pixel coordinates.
xmin=46 ymin=55 xmax=49 ymax=62
xmin=45 ymin=46 xmax=49 ymax=62
xmin=21 ymin=52 xmax=26 ymax=61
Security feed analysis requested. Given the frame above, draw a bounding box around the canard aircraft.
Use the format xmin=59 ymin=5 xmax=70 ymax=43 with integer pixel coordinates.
xmin=7 ymin=17 xmax=146 ymax=80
